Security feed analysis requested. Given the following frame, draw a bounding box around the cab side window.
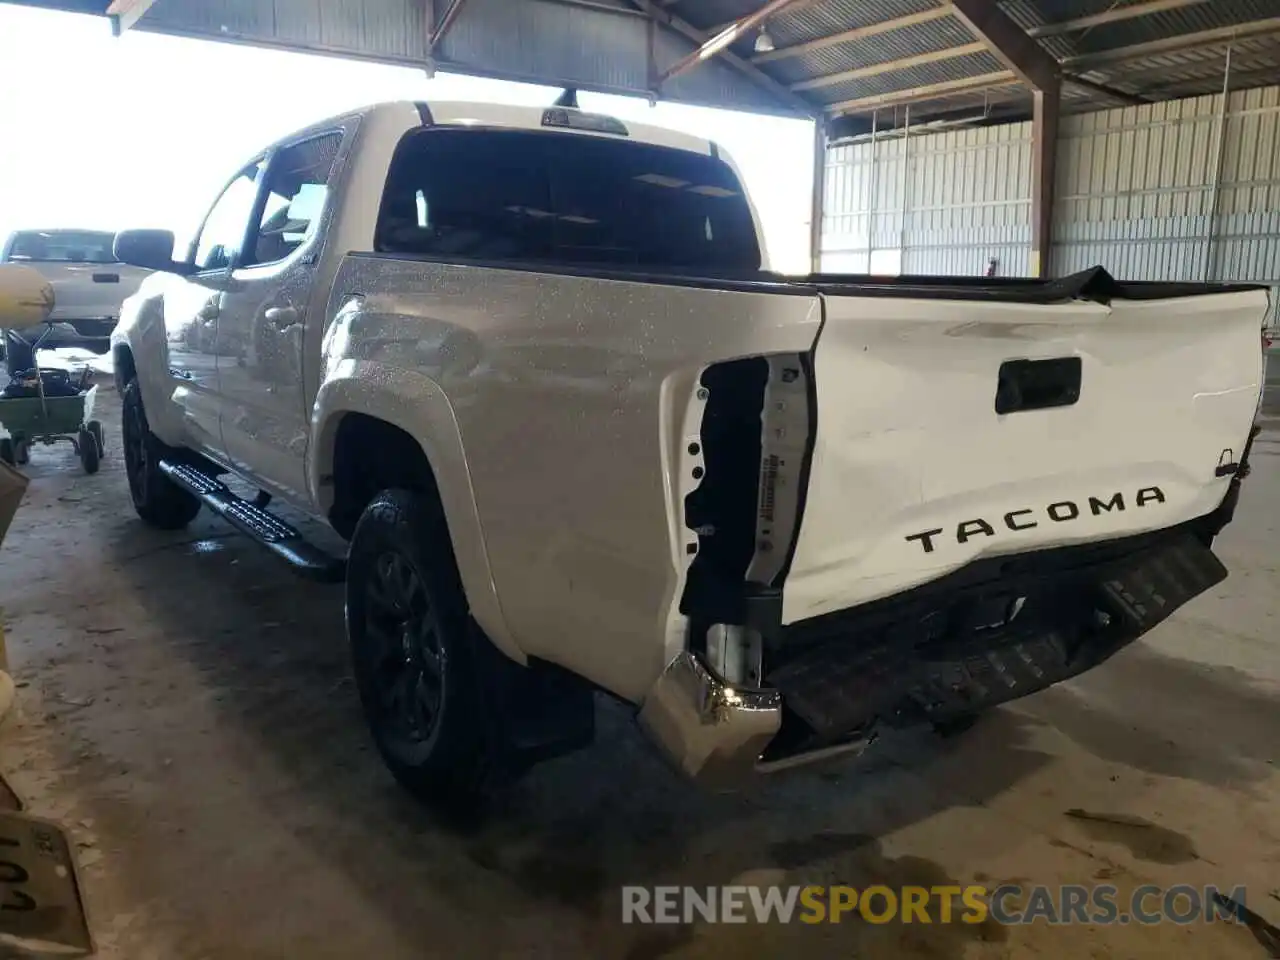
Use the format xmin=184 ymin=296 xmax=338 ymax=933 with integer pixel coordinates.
xmin=248 ymin=133 xmax=342 ymax=267
xmin=192 ymin=161 xmax=264 ymax=272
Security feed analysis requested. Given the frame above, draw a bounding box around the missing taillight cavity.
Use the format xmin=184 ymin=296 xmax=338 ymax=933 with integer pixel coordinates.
xmin=681 ymin=357 xmax=768 ymax=629
xmin=679 ymin=354 xmax=814 ymax=671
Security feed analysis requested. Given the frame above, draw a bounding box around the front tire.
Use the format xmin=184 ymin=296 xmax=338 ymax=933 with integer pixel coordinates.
xmin=346 ymin=489 xmax=500 ymax=810
xmin=121 ymin=379 xmax=201 ymax=529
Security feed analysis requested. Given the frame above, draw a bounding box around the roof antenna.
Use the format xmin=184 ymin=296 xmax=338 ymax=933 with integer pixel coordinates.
xmin=553 ymin=87 xmax=579 ymax=109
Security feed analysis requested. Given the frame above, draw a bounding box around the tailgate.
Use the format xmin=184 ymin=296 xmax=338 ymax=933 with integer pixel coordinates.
xmin=781 ymin=287 xmax=1268 ymax=625
xmin=39 ymin=263 xmax=149 ymax=321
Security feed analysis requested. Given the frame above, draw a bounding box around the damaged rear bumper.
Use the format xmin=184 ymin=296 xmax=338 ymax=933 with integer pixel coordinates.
xmin=640 ymin=514 xmax=1235 ymax=787
xmin=638 ymin=653 xmax=782 ymax=787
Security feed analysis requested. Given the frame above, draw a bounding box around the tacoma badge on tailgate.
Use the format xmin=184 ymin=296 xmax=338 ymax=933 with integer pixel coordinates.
xmin=905 ymin=486 xmax=1167 ymax=554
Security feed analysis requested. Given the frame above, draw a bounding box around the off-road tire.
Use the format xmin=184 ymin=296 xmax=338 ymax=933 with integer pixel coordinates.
xmin=347 ymin=488 xmax=501 ymax=811
xmin=121 ymin=379 xmax=201 ymax=529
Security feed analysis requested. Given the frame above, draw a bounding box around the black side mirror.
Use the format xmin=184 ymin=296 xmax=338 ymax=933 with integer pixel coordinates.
xmin=113 ymin=229 xmax=194 ymax=276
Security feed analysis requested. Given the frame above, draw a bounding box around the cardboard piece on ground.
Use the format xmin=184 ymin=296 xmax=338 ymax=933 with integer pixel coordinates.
xmin=0 ymin=460 xmax=27 ymax=550
xmin=0 ymin=811 xmax=93 ymax=955
xmin=0 ymin=770 xmax=21 ymax=813
xmin=0 ymin=671 xmax=13 ymax=727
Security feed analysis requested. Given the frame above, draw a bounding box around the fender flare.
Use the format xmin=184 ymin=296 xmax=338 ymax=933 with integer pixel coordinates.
xmin=310 ymin=363 xmax=524 ymax=664
xmin=110 ymin=302 xmax=186 ymax=448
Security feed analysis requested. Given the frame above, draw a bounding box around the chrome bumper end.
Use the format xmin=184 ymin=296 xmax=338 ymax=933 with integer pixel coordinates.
xmin=638 ymin=652 xmax=782 ymax=788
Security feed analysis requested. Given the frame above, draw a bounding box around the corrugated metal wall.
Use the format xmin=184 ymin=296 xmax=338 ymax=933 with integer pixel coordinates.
xmin=820 ymin=83 xmax=1280 ymax=324
xmin=821 ymin=119 xmax=1032 ymax=276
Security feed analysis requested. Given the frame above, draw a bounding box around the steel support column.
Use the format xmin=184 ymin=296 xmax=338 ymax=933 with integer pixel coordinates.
xmin=1204 ymin=45 xmax=1233 ymax=283
xmin=951 ymin=0 xmax=1061 ymax=278
xmin=1031 ymin=87 xmax=1059 ymax=279
xmin=810 ymin=120 xmax=826 ymax=273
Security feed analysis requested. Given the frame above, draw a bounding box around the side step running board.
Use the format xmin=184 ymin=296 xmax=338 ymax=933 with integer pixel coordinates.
xmin=158 ymin=460 xmax=345 ymax=583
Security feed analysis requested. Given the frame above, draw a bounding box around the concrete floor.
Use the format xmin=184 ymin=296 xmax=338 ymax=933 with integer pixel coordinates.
xmin=0 ymin=377 xmax=1277 ymax=960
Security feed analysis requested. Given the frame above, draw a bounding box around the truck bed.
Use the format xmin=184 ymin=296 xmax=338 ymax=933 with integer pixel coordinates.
xmin=329 ymin=253 xmax=1267 ymax=711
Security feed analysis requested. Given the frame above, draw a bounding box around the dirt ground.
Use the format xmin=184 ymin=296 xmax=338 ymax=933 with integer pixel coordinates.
xmin=0 ymin=377 xmax=1277 ymax=960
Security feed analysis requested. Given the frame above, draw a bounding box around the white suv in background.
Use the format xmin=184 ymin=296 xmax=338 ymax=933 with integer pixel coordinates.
xmin=0 ymin=228 xmax=151 ymax=374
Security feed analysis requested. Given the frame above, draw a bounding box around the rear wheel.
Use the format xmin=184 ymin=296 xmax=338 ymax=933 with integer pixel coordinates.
xmin=121 ymin=379 xmax=201 ymax=529
xmin=347 ymin=489 xmax=502 ymax=810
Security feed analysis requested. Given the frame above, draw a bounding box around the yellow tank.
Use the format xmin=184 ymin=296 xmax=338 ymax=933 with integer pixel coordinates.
xmin=0 ymin=263 xmax=54 ymax=328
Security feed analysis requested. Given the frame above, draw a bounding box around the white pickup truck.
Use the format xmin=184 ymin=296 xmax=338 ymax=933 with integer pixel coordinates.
xmin=1 ymin=229 xmax=150 ymax=375
xmin=110 ymin=99 xmax=1268 ymax=806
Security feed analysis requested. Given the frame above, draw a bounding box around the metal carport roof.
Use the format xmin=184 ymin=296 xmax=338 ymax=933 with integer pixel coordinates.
xmin=12 ymin=0 xmax=1280 ymax=278
xmin=12 ymin=0 xmax=1280 ymax=127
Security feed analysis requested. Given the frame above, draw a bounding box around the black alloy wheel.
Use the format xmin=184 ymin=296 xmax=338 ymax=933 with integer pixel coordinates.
xmin=362 ymin=549 xmax=447 ymax=756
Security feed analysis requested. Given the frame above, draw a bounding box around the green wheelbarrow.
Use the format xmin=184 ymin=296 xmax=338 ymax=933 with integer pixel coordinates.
xmin=0 ymin=379 xmax=103 ymax=473
xmin=0 ymin=268 xmax=105 ymax=473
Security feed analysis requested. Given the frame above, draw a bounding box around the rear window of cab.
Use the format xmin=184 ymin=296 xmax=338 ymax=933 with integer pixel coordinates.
xmin=375 ymin=128 xmax=761 ymax=272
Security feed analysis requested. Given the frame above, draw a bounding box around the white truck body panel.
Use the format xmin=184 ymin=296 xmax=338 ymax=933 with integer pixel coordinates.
xmin=35 ymin=261 xmax=151 ymax=323
xmin=1 ymin=231 xmax=150 ymax=324
xmin=317 ymin=255 xmax=820 ymax=701
xmin=108 ymin=98 xmax=1268 ymax=783
xmin=784 ymin=288 xmax=1269 ymax=623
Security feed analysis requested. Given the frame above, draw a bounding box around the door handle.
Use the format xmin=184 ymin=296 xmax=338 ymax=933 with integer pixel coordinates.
xmin=264 ymin=306 xmax=299 ymax=329
xmin=198 ymin=303 xmax=219 ymax=321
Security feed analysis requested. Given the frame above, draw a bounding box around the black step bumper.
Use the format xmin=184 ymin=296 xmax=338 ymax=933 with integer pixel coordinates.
xmin=765 ymin=524 xmax=1228 ymax=754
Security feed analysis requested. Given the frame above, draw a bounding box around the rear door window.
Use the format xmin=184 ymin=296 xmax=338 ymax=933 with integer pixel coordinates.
xmin=376 ymin=128 xmax=760 ymax=272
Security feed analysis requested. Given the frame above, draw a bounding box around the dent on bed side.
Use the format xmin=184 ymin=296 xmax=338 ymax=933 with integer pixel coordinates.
xmin=310 ymin=365 xmax=525 ymax=665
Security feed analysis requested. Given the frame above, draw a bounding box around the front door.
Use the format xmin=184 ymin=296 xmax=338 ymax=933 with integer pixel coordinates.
xmin=215 ymin=131 xmax=343 ymax=505
xmin=162 ymin=159 xmax=265 ymax=461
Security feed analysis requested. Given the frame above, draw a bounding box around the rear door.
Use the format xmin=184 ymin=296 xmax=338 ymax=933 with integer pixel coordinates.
xmin=215 ymin=130 xmax=344 ymax=505
xmin=781 ymin=287 xmax=1269 ymax=625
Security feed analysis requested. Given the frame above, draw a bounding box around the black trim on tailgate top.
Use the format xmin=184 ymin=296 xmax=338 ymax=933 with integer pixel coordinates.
xmin=345 ymin=255 xmax=1268 ymax=304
